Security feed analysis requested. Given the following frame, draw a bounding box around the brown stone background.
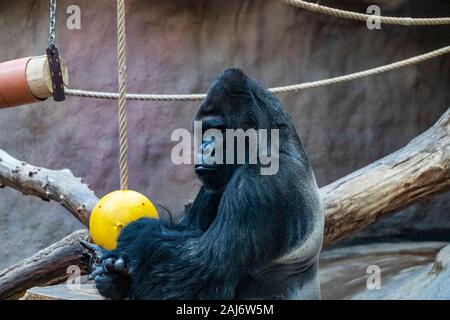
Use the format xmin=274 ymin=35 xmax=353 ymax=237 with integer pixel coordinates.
xmin=0 ymin=0 xmax=449 ymax=269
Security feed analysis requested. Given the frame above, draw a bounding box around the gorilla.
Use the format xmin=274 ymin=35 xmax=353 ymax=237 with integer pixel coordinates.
xmin=82 ymin=68 xmax=324 ymax=300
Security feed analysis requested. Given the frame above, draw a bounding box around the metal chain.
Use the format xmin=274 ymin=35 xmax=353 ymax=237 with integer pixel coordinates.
xmin=48 ymin=0 xmax=57 ymax=47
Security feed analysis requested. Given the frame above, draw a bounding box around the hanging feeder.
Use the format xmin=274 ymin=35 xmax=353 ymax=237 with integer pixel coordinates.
xmin=0 ymin=55 xmax=69 ymax=109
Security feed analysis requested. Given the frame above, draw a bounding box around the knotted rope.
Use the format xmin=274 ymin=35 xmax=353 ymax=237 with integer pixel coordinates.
xmin=117 ymin=0 xmax=128 ymax=190
xmin=278 ymin=0 xmax=450 ymax=25
xmin=65 ymin=45 xmax=450 ymax=101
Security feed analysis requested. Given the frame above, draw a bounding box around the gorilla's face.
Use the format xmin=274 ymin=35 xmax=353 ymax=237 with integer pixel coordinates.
xmin=193 ymin=68 xmax=258 ymax=192
xmin=194 ymin=114 xmax=235 ymax=192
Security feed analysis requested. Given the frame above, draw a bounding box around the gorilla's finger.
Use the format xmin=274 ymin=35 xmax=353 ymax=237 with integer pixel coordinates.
xmin=81 ymin=251 xmax=96 ymax=262
xmin=80 ymin=240 xmax=106 ymax=257
xmin=79 ymin=254 xmax=91 ymax=270
xmin=95 ymin=272 xmax=130 ymax=300
xmin=113 ymin=258 xmax=128 ymax=276
xmin=102 ymin=258 xmax=116 ymax=273
xmin=80 ymin=240 xmax=98 ymax=251
xmin=88 ymin=269 xmax=102 ymax=280
xmin=80 ymin=240 xmax=109 ymax=269
xmin=88 ymin=265 xmax=105 ymax=280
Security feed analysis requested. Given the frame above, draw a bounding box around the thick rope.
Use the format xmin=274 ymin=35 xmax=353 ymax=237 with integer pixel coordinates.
xmin=117 ymin=0 xmax=128 ymax=190
xmin=65 ymin=89 xmax=206 ymax=101
xmin=278 ymin=0 xmax=450 ymax=25
xmin=270 ymin=45 xmax=450 ymax=93
xmin=65 ymin=44 xmax=450 ymax=101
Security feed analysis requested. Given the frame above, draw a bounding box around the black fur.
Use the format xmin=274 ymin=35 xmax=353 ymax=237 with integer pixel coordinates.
xmin=90 ymin=68 xmax=324 ymax=300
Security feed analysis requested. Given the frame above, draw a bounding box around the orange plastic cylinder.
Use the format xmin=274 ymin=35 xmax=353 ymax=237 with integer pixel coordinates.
xmin=0 ymin=57 xmax=39 ymax=109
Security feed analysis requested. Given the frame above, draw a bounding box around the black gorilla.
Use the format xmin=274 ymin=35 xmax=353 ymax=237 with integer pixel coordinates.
xmin=83 ymin=68 xmax=324 ymax=299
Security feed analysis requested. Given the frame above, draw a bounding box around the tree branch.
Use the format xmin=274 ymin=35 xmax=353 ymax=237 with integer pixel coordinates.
xmin=0 ymin=107 xmax=449 ymax=298
xmin=0 ymin=150 xmax=98 ymax=226
xmin=322 ymin=107 xmax=450 ymax=245
xmin=0 ymin=230 xmax=88 ymax=300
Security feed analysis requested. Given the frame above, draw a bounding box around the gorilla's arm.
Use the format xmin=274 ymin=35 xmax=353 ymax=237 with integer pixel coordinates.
xmin=177 ymin=186 xmax=222 ymax=232
xmin=96 ymin=167 xmax=295 ymax=299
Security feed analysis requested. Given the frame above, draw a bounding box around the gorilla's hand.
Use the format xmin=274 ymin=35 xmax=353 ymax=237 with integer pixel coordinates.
xmin=80 ymin=240 xmax=130 ymax=300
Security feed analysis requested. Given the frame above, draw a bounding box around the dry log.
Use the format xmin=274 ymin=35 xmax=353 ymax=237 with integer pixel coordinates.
xmin=20 ymin=241 xmax=450 ymax=300
xmin=21 ymin=283 xmax=103 ymax=300
xmin=320 ymin=242 xmax=450 ymax=299
xmin=0 ymin=149 xmax=98 ymax=226
xmin=322 ymin=107 xmax=450 ymax=245
xmin=0 ymin=230 xmax=88 ymax=300
xmin=0 ymin=107 xmax=449 ymax=299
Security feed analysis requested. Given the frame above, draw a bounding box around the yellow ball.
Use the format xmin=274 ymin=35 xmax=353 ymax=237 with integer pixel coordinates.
xmin=89 ymin=190 xmax=158 ymax=250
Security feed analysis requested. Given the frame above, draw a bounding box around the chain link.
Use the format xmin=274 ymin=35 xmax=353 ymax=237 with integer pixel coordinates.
xmin=48 ymin=0 xmax=57 ymax=47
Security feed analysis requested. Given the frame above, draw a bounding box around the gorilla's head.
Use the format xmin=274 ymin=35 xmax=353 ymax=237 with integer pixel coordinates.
xmin=193 ymin=68 xmax=289 ymax=192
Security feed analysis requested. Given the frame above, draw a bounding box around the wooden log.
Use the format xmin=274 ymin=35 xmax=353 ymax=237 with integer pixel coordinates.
xmin=0 ymin=55 xmax=69 ymax=108
xmin=0 ymin=107 xmax=449 ymax=299
xmin=26 ymin=55 xmax=69 ymax=100
xmin=0 ymin=230 xmax=88 ymax=300
xmin=21 ymin=283 xmax=104 ymax=300
xmin=20 ymin=241 xmax=450 ymax=300
xmin=322 ymin=107 xmax=450 ymax=246
xmin=0 ymin=149 xmax=98 ymax=226
xmin=320 ymin=241 xmax=450 ymax=299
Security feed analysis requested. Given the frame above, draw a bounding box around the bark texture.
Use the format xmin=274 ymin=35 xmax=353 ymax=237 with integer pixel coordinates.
xmin=0 ymin=149 xmax=98 ymax=226
xmin=1 ymin=107 xmax=449 ymax=298
xmin=0 ymin=230 xmax=88 ymax=300
xmin=323 ymin=108 xmax=450 ymax=245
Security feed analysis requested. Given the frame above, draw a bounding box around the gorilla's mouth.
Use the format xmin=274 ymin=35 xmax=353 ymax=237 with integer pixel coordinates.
xmin=195 ymin=164 xmax=221 ymax=173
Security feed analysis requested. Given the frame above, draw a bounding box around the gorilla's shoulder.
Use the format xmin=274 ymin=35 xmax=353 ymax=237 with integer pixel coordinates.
xmin=226 ymin=163 xmax=311 ymax=201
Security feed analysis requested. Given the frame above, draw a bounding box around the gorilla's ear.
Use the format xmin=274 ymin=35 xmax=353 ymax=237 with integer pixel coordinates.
xmin=220 ymin=68 xmax=251 ymax=96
